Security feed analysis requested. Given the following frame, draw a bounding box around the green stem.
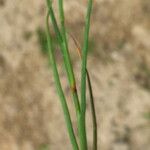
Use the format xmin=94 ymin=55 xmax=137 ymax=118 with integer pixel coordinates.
xmin=46 ymin=10 xmax=79 ymax=150
xmin=57 ymin=0 xmax=76 ymax=88
xmin=70 ymin=31 xmax=97 ymax=150
xmin=47 ymin=0 xmax=80 ymax=115
xmin=58 ymin=0 xmax=80 ymax=110
xmin=80 ymin=0 xmax=93 ymax=149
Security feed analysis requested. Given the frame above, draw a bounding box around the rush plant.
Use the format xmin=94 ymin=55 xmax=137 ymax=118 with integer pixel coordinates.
xmin=45 ymin=0 xmax=97 ymax=149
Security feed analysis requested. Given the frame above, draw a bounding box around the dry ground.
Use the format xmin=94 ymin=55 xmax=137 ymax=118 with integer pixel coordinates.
xmin=0 ymin=0 xmax=150 ymax=150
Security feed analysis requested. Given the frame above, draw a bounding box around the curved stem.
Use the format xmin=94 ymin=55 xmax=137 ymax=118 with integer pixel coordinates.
xmin=47 ymin=0 xmax=80 ymax=115
xmin=46 ymin=10 xmax=79 ymax=150
xmin=87 ymin=71 xmax=97 ymax=150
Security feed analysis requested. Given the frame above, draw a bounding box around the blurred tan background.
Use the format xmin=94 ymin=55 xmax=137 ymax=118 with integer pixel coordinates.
xmin=0 ymin=0 xmax=150 ymax=150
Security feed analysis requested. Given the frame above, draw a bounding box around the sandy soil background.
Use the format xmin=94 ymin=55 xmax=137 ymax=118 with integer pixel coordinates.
xmin=0 ymin=0 xmax=150 ymax=150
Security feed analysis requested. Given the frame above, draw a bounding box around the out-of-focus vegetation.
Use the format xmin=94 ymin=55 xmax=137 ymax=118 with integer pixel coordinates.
xmin=39 ymin=144 xmax=49 ymax=150
xmin=134 ymin=60 xmax=150 ymax=90
xmin=37 ymin=28 xmax=49 ymax=55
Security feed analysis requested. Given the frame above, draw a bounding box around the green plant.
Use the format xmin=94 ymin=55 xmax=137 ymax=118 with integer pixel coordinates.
xmin=45 ymin=0 xmax=97 ymax=150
